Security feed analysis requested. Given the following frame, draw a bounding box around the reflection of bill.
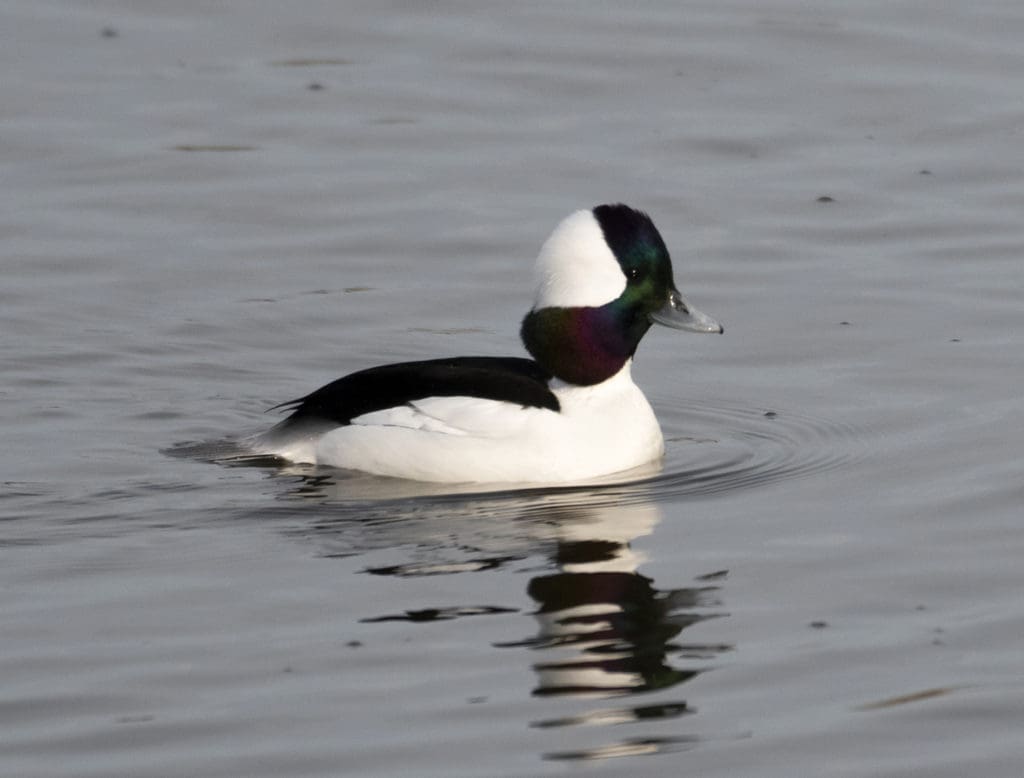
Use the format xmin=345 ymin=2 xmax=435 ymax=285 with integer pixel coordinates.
xmin=509 ymin=501 xmax=730 ymax=700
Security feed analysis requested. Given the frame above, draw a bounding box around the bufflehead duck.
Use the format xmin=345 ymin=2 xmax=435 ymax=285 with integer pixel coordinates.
xmin=255 ymin=204 xmax=722 ymax=483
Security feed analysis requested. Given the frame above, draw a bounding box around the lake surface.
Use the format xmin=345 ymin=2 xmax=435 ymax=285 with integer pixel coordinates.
xmin=3 ymin=2 xmax=1023 ymax=775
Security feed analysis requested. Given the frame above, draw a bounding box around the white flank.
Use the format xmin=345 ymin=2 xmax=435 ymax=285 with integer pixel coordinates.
xmin=291 ymin=362 xmax=663 ymax=483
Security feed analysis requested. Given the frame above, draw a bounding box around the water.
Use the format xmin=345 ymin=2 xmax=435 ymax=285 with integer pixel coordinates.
xmin=3 ymin=1 xmax=1023 ymax=775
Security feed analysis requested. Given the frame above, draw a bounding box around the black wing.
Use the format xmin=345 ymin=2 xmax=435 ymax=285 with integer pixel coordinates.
xmin=270 ymin=356 xmax=559 ymax=432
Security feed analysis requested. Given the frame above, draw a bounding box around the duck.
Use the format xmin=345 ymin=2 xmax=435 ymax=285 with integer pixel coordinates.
xmin=253 ymin=203 xmax=722 ymax=483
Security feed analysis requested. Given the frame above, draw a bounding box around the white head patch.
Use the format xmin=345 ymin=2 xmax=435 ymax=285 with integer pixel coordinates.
xmin=531 ymin=209 xmax=627 ymax=310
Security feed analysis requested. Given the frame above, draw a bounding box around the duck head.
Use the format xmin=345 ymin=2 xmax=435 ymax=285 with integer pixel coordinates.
xmin=521 ymin=203 xmax=722 ymax=386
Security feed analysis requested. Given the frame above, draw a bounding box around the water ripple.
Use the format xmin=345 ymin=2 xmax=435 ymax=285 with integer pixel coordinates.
xmin=647 ymin=396 xmax=864 ymax=500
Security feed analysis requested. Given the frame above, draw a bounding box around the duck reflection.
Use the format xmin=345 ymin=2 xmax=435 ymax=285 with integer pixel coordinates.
xmin=495 ymin=501 xmax=728 ymax=708
xmin=270 ymin=470 xmax=732 ymax=760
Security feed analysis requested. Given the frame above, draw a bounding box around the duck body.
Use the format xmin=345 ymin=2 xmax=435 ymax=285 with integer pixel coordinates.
xmin=254 ymin=204 xmax=722 ymax=483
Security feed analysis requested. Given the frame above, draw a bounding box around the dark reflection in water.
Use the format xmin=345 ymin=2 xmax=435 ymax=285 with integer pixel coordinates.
xmin=487 ymin=501 xmax=731 ymax=761
xmin=509 ymin=544 xmax=726 ymax=698
xmin=301 ymin=484 xmax=735 ymax=763
xmin=361 ymin=604 xmax=517 ymax=623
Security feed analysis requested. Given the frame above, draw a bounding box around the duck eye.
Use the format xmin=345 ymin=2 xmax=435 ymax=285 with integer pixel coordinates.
xmin=627 ymin=266 xmax=644 ymax=282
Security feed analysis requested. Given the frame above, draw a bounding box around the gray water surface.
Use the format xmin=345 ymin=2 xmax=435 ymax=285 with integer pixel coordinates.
xmin=3 ymin=2 xmax=1023 ymax=776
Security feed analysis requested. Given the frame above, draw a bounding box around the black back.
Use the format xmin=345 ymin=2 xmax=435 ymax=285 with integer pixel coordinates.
xmin=270 ymin=356 xmax=559 ymax=431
